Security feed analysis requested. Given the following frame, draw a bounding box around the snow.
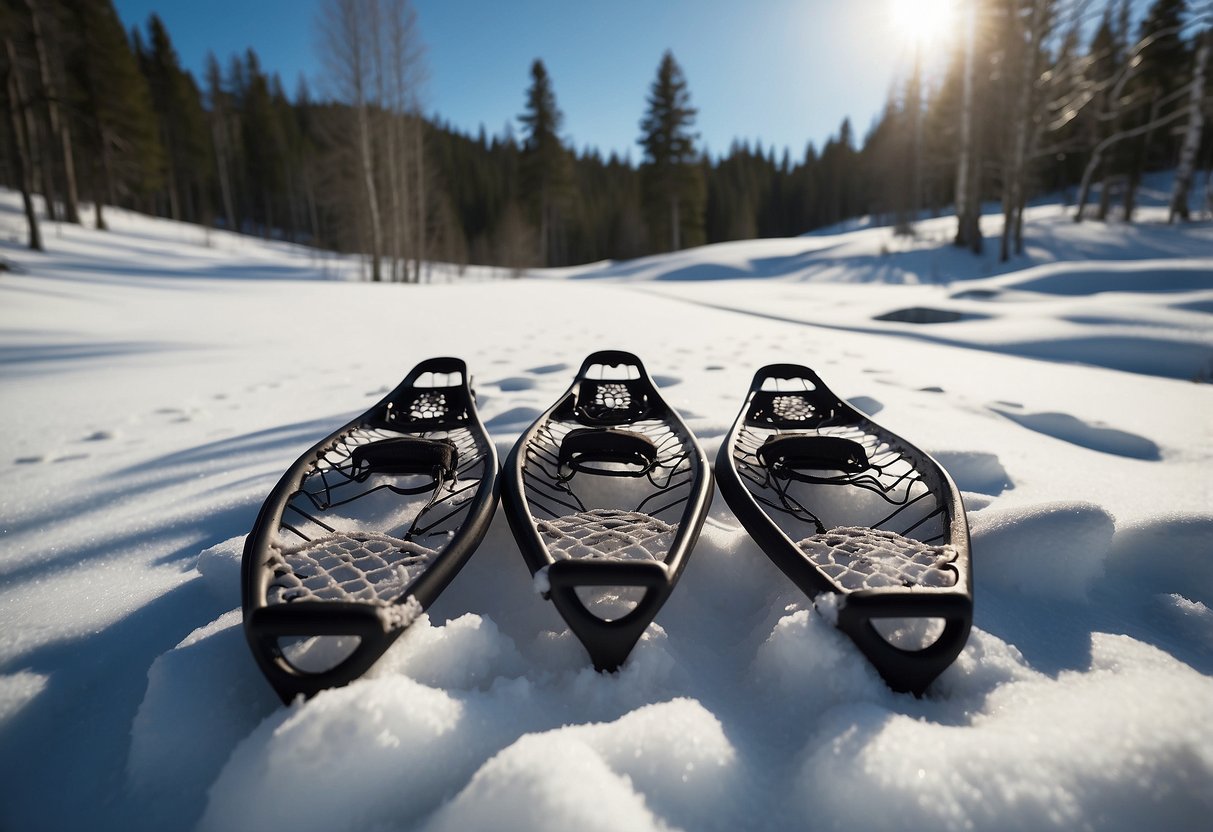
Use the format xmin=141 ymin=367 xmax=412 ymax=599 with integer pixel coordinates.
xmin=1 ymin=188 xmax=1212 ymax=832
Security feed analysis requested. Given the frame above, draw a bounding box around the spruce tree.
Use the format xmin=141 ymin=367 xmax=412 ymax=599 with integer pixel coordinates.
xmin=143 ymin=15 xmax=209 ymax=222
xmin=638 ymin=51 xmax=703 ymax=251
xmin=62 ymin=0 xmax=162 ymax=229
xmin=518 ymin=59 xmax=571 ymax=266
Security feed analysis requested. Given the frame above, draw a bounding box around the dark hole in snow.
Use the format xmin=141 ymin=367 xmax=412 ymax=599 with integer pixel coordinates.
xmin=874 ymin=307 xmax=983 ymax=324
xmin=950 ymin=289 xmax=1000 ymax=301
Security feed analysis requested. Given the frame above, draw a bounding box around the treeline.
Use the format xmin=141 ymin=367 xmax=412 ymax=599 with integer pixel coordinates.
xmin=2 ymin=0 xmax=1211 ymax=275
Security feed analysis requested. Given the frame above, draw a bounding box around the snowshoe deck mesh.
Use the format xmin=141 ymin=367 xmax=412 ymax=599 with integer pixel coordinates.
xmin=269 ymin=532 xmax=439 ymax=604
xmin=538 ymin=509 xmax=675 ymax=562
xmin=796 ymin=527 xmax=958 ymax=590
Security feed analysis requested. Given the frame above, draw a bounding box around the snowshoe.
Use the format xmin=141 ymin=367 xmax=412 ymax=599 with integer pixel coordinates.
xmin=503 ymin=351 xmax=713 ymax=671
xmin=715 ymin=363 xmax=972 ymax=695
xmin=242 ymin=357 xmax=499 ymax=702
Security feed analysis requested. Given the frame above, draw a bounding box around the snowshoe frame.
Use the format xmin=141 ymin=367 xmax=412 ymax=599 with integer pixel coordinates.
xmin=242 ymin=357 xmax=499 ymax=702
xmin=715 ymin=363 xmax=972 ymax=695
xmin=503 ymin=350 xmax=713 ymax=671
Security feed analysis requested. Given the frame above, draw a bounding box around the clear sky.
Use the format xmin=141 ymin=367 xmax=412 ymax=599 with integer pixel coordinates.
xmin=113 ymin=0 xmax=939 ymax=161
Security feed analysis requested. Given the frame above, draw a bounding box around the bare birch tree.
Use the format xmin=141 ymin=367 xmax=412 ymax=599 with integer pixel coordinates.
xmin=1169 ymin=28 xmax=1210 ymax=220
xmin=319 ymin=0 xmax=385 ymax=281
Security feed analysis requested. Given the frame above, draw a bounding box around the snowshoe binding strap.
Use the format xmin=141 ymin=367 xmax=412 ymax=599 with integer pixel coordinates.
xmin=557 ymin=428 xmax=658 ymax=478
xmin=350 ymin=437 xmax=459 ymax=482
xmin=758 ymin=435 xmax=869 ymax=478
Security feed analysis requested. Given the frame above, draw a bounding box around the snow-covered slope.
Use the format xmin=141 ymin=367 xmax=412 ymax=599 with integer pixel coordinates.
xmin=1 ymin=190 xmax=1211 ymax=832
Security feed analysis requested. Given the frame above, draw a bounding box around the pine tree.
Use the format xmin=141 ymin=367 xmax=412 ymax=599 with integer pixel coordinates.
xmin=518 ymin=59 xmax=572 ymax=266
xmin=143 ymin=15 xmax=209 ymax=222
xmin=1123 ymin=0 xmax=1191 ymax=218
xmin=638 ymin=51 xmax=703 ymax=251
xmin=62 ymin=0 xmax=162 ymax=230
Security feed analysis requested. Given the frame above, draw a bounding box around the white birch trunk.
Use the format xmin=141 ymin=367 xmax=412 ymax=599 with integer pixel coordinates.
xmin=1169 ymin=33 xmax=1210 ymax=223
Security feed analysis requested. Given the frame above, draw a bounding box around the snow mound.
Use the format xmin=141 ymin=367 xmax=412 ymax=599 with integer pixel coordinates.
xmin=970 ymin=503 xmax=1115 ymax=600
xmin=796 ymin=635 xmax=1213 ymax=832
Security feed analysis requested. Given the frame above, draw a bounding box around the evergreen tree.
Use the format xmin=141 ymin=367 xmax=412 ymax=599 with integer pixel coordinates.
xmin=1123 ymin=0 xmax=1191 ymax=217
xmin=518 ymin=59 xmax=571 ymax=266
xmin=62 ymin=0 xmax=162 ymax=229
xmin=142 ymin=15 xmax=209 ymax=222
xmin=638 ymin=51 xmax=703 ymax=251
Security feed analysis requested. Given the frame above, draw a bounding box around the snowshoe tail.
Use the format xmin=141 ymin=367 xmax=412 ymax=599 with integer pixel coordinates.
xmin=242 ymin=357 xmax=500 ymax=702
xmin=715 ymin=363 xmax=972 ymax=695
xmin=503 ymin=350 xmax=713 ymax=671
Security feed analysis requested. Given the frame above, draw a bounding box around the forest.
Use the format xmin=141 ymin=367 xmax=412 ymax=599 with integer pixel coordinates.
xmin=1 ymin=0 xmax=1211 ymax=279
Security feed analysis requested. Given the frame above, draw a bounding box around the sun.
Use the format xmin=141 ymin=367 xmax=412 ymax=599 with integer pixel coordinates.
xmin=889 ymin=0 xmax=959 ymax=50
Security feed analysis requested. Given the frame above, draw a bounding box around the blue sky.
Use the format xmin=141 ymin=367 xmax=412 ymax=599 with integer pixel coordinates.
xmin=114 ymin=0 xmax=934 ymax=160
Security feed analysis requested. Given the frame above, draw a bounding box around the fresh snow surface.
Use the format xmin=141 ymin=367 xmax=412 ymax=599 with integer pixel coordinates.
xmin=1 ymin=188 xmax=1211 ymax=832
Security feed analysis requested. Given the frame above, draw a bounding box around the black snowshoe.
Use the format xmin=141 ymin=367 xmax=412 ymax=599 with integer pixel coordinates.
xmin=242 ymin=358 xmax=499 ymax=702
xmin=503 ymin=351 xmax=713 ymax=671
xmin=715 ymin=363 xmax=972 ymax=695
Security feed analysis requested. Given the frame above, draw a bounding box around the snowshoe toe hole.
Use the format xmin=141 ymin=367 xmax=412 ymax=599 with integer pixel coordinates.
xmin=277 ymin=634 xmax=363 ymax=674
xmin=574 ymin=586 xmax=645 ymax=622
xmin=870 ymin=617 xmax=946 ymax=652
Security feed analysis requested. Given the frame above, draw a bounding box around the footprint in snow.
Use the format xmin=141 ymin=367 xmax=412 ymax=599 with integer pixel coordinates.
xmin=82 ymin=430 xmax=117 ymax=442
xmin=494 ymin=377 xmax=537 ymax=392
xmin=52 ymin=453 xmax=89 ymax=463
xmin=992 ymin=408 xmax=1161 ymax=460
xmin=653 ymin=375 xmax=681 ymax=387
xmin=704 ymin=365 xmax=724 ymax=371
xmin=14 ymin=456 xmax=43 ymax=465
xmin=485 ymin=406 xmax=543 ymax=430
xmin=931 ymin=451 xmax=1013 ymax=495
xmin=919 ymin=386 xmax=945 ymax=393
xmin=848 ymin=396 xmax=883 ymax=416
xmin=526 ymin=363 xmax=569 ymax=375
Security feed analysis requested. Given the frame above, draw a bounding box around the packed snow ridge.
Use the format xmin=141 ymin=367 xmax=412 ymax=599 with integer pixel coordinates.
xmin=1 ymin=183 xmax=1211 ymax=832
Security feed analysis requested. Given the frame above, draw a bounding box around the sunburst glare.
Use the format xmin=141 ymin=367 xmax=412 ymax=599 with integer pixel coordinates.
xmin=889 ymin=0 xmax=959 ymax=51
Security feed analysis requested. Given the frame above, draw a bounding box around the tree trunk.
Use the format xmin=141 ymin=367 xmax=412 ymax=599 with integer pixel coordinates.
xmin=1123 ymin=98 xmax=1161 ymax=222
xmin=670 ymin=194 xmax=680 ymax=251
xmin=1074 ymin=104 xmax=1191 ymax=222
xmin=4 ymin=38 xmax=43 ymax=251
xmin=212 ymin=115 xmax=236 ymax=230
xmin=1169 ymin=33 xmax=1209 ymax=222
xmin=954 ymin=0 xmax=981 ymax=252
xmin=24 ymin=0 xmax=80 ymax=224
xmin=413 ymin=114 xmax=425 ymax=282
xmin=1001 ymin=0 xmax=1048 ymax=263
xmin=355 ymin=98 xmax=383 ymax=281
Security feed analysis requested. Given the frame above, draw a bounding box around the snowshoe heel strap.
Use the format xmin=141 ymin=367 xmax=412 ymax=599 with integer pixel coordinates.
xmin=759 ymin=435 xmax=869 ymax=476
xmin=350 ymin=437 xmax=458 ymax=481
xmin=558 ymin=428 xmax=658 ymax=476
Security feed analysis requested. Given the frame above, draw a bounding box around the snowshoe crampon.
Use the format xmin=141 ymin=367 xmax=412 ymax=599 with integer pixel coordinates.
xmin=715 ymin=364 xmax=972 ymax=695
xmin=503 ymin=351 xmax=713 ymax=671
xmin=242 ymin=358 xmax=499 ymax=702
